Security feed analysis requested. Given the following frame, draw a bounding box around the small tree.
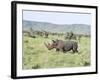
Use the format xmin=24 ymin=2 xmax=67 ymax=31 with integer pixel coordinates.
xmin=29 ymin=27 xmax=36 ymax=38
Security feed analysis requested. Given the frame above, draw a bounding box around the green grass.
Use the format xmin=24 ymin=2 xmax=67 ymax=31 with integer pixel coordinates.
xmin=22 ymin=35 xmax=91 ymax=69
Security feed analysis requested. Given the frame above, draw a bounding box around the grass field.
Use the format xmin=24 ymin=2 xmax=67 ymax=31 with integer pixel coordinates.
xmin=22 ymin=35 xmax=91 ymax=69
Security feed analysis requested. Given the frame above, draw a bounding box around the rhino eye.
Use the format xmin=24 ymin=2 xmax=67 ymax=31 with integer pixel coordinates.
xmin=54 ymin=43 xmax=57 ymax=46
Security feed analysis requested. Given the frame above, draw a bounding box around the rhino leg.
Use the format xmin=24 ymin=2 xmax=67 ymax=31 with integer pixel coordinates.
xmin=72 ymin=44 xmax=78 ymax=53
xmin=63 ymin=50 xmax=66 ymax=53
xmin=56 ymin=48 xmax=60 ymax=52
xmin=56 ymin=48 xmax=65 ymax=53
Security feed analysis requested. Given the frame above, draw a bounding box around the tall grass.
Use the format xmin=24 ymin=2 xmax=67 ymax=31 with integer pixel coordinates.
xmin=22 ymin=35 xmax=91 ymax=69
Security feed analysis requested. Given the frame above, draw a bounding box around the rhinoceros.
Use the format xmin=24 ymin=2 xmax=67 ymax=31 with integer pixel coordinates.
xmin=44 ymin=39 xmax=78 ymax=53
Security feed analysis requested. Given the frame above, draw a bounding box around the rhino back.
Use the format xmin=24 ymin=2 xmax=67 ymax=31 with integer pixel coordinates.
xmin=56 ymin=40 xmax=65 ymax=49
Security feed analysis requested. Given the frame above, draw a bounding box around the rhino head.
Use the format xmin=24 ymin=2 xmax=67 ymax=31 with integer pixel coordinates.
xmin=44 ymin=40 xmax=58 ymax=50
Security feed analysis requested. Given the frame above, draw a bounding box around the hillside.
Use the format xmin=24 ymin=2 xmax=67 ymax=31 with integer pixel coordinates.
xmin=23 ymin=20 xmax=91 ymax=35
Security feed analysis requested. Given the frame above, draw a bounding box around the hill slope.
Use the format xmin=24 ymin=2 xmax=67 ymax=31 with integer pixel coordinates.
xmin=23 ymin=20 xmax=91 ymax=35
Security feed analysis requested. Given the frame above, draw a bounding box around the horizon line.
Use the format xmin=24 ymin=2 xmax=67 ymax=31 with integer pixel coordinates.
xmin=23 ymin=20 xmax=91 ymax=25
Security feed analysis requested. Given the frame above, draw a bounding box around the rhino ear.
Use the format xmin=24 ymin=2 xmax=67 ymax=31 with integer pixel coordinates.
xmin=52 ymin=40 xmax=55 ymax=43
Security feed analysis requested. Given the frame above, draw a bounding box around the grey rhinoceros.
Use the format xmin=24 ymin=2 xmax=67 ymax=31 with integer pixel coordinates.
xmin=44 ymin=39 xmax=78 ymax=53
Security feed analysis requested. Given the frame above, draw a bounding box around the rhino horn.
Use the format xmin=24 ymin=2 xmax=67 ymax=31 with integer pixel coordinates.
xmin=44 ymin=42 xmax=50 ymax=49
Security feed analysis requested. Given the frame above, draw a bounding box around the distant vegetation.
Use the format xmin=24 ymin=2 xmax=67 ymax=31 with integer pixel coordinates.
xmin=22 ymin=21 xmax=91 ymax=69
xmin=23 ymin=20 xmax=91 ymax=35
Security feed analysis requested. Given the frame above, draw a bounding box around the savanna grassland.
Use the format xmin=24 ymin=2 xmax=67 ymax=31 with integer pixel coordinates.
xmin=22 ymin=34 xmax=91 ymax=70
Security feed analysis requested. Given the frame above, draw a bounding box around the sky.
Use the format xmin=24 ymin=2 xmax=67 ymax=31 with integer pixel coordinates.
xmin=23 ymin=10 xmax=91 ymax=25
